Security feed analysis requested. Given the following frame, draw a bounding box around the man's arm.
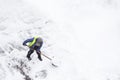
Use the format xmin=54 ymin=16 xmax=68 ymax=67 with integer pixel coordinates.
xmin=23 ymin=38 xmax=34 ymax=46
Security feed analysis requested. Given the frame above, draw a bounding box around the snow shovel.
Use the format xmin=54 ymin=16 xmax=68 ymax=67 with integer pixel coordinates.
xmin=41 ymin=53 xmax=58 ymax=67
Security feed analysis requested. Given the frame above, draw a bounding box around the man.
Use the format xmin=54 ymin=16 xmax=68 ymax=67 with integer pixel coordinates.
xmin=23 ymin=36 xmax=43 ymax=61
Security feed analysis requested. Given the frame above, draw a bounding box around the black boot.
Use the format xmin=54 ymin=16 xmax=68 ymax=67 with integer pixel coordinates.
xmin=38 ymin=57 xmax=42 ymax=61
xmin=27 ymin=57 xmax=32 ymax=60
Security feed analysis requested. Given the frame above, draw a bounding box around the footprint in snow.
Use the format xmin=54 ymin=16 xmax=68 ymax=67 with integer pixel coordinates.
xmin=35 ymin=70 xmax=47 ymax=79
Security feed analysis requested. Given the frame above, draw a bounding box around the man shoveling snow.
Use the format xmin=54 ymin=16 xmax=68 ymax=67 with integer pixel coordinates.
xmin=23 ymin=36 xmax=43 ymax=61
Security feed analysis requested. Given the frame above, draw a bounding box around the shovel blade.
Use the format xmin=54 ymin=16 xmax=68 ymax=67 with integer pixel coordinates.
xmin=51 ymin=63 xmax=58 ymax=67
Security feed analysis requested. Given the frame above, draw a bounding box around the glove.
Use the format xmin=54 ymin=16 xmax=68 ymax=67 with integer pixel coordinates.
xmin=23 ymin=44 xmax=27 ymax=46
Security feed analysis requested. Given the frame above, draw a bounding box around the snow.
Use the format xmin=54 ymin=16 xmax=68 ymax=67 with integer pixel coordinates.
xmin=0 ymin=0 xmax=120 ymax=80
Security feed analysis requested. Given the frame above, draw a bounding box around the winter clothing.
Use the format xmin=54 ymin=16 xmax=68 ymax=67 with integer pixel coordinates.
xmin=23 ymin=36 xmax=43 ymax=61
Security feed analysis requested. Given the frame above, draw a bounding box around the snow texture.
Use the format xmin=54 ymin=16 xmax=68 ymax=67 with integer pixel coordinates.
xmin=0 ymin=0 xmax=120 ymax=80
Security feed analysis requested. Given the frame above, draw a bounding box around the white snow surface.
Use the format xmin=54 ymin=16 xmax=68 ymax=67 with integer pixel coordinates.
xmin=0 ymin=0 xmax=120 ymax=80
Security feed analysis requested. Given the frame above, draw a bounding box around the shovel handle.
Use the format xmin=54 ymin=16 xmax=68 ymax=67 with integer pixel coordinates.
xmin=41 ymin=53 xmax=52 ymax=61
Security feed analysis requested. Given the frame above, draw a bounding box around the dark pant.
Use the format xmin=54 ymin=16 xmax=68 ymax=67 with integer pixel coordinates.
xmin=27 ymin=45 xmax=42 ymax=61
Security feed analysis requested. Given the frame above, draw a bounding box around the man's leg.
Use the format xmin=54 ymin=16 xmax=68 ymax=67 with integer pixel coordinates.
xmin=27 ymin=49 xmax=34 ymax=60
xmin=36 ymin=50 xmax=42 ymax=61
xmin=38 ymin=42 xmax=43 ymax=61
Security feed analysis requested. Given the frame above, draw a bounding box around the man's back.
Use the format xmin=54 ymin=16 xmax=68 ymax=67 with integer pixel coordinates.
xmin=35 ymin=37 xmax=43 ymax=46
